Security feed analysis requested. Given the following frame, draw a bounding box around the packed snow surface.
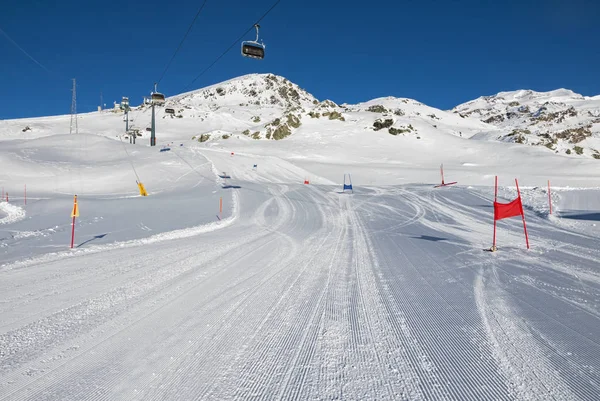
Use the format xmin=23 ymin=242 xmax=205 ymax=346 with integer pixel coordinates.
xmin=0 ymin=74 xmax=599 ymax=400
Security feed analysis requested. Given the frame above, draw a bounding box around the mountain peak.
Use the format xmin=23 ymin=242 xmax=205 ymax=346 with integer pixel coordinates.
xmin=169 ymin=73 xmax=319 ymax=111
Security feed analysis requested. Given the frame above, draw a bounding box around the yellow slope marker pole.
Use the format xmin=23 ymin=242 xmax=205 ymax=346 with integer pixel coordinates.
xmin=137 ymin=181 xmax=148 ymax=196
xmin=70 ymin=195 xmax=80 ymax=248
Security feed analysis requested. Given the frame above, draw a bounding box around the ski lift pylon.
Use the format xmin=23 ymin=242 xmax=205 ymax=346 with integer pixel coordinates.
xmin=241 ymin=24 xmax=265 ymax=60
xmin=120 ymin=96 xmax=130 ymax=111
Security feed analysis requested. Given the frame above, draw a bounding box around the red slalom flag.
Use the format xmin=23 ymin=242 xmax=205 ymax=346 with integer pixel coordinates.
xmin=491 ymin=176 xmax=529 ymax=251
xmin=494 ymin=197 xmax=523 ymax=220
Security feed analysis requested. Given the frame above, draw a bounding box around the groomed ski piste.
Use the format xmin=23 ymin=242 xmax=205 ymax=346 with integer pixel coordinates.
xmin=1 ymin=75 xmax=600 ymax=400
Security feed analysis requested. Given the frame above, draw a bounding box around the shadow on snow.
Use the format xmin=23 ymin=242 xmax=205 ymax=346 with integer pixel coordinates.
xmin=77 ymin=233 xmax=108 ymax=248
xmin=559 ymin=211 xmax=600 ymax=222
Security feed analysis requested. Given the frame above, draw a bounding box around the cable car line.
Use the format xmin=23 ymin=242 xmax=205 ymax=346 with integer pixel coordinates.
xmin=136 ymin=0 xmax=279 ymax=150
xmin=0 ymin=25 xmax=52 ymax=74
xmin=118 ymin=131 xmax=144 ymax=186
xmin=156 ymin=0 xmax=210 ymax=86
xmin=139 ymin=1 xmax=210 ymax=146
xmin=183 ymin=0 xmax=281 ymax=92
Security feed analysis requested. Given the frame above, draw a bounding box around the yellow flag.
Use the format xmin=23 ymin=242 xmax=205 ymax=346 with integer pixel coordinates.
xmin=71 ymin=195 xmax=80 ymax=217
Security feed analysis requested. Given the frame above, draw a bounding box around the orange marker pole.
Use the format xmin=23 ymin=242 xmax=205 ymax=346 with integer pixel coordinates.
xmin=219 ymin=196 xmax=223 ymax=219
xmin=70 ymin=195 xmax=79 ymax=249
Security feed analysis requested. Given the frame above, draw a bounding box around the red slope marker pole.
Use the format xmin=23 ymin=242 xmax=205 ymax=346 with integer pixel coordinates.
xmin=492 ymin=176 xmax=498 ymax=251
xmin=548 ymin=180 xmax=552 ymax=215
xmin=435 ymin=164 xmax=457 ymax=188
xmin=441 ymin=164 xmax=445 ymax=185
xmin=70 ymin=215 xmax=76 ymax=248
xmin=515 ymin=179 xmax=530 ymax=249
xmin=219 ymin=196 xmax=223 ymax=220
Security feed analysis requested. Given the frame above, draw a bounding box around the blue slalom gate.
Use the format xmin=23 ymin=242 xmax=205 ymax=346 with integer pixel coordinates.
xmin=343 ymin=173 xmax=353 ymax=193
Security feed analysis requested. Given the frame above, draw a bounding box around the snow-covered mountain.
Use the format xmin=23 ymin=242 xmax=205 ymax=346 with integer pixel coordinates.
xmin=8 ymin=74 xmax=599 ymax=164
xmin=124 ymin=73 xmax=491 ymax=144
xmin=453 ymin=89 xmax=600 ymax=159
xmin=2 ymin=73 xmax=600 ymax=172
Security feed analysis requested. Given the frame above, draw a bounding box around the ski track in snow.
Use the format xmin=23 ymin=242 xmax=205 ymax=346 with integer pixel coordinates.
xmin=0 ymin=149 xmax=599 ymax=400
xmin=475 ymin=269 xmax=573 ymax=400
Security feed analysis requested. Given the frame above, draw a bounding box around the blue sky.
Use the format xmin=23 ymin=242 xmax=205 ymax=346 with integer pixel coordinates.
xmin=1 ymin=0 xmax=599 ymax=119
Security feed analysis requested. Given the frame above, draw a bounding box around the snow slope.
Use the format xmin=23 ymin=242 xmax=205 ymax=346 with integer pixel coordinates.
xmin=0 ymin=74 xmax=599 ymax=400
xmin=0 ymin=134 xmax=232 ymax=266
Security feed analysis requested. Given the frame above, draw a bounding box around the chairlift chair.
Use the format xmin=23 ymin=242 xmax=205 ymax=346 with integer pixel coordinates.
xmin=241 ymin=24 xmax=265 ymax=60
xmin=150 ymin=83 xmax=165 ymax=105
xmin=151 ymin=92 xmax=165 ymax=105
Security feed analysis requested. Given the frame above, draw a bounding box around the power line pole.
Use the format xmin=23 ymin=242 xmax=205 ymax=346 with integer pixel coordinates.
xmin=70 ymin=78 xmax=78 ymax=134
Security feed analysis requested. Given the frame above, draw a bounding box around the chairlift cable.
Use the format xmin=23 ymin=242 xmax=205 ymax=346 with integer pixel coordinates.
xmin=137 ymin=0 xmax=279 ymax=139
xmin=0 ymin=25 xmax=52 ymax=74
xmin=1 ymin=25 xmax=78 ymax=92
xmin=183 ymin=0 xmax=281 ymax=91
xmin=157 ymin=0 xmax=210 ymax=86
xmin=117 ymin=133 xmax=142 ymax=183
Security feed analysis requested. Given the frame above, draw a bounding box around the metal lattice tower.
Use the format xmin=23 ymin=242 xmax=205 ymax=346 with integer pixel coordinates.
xmin=70 ymin=78 xmax=78 ymax=134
